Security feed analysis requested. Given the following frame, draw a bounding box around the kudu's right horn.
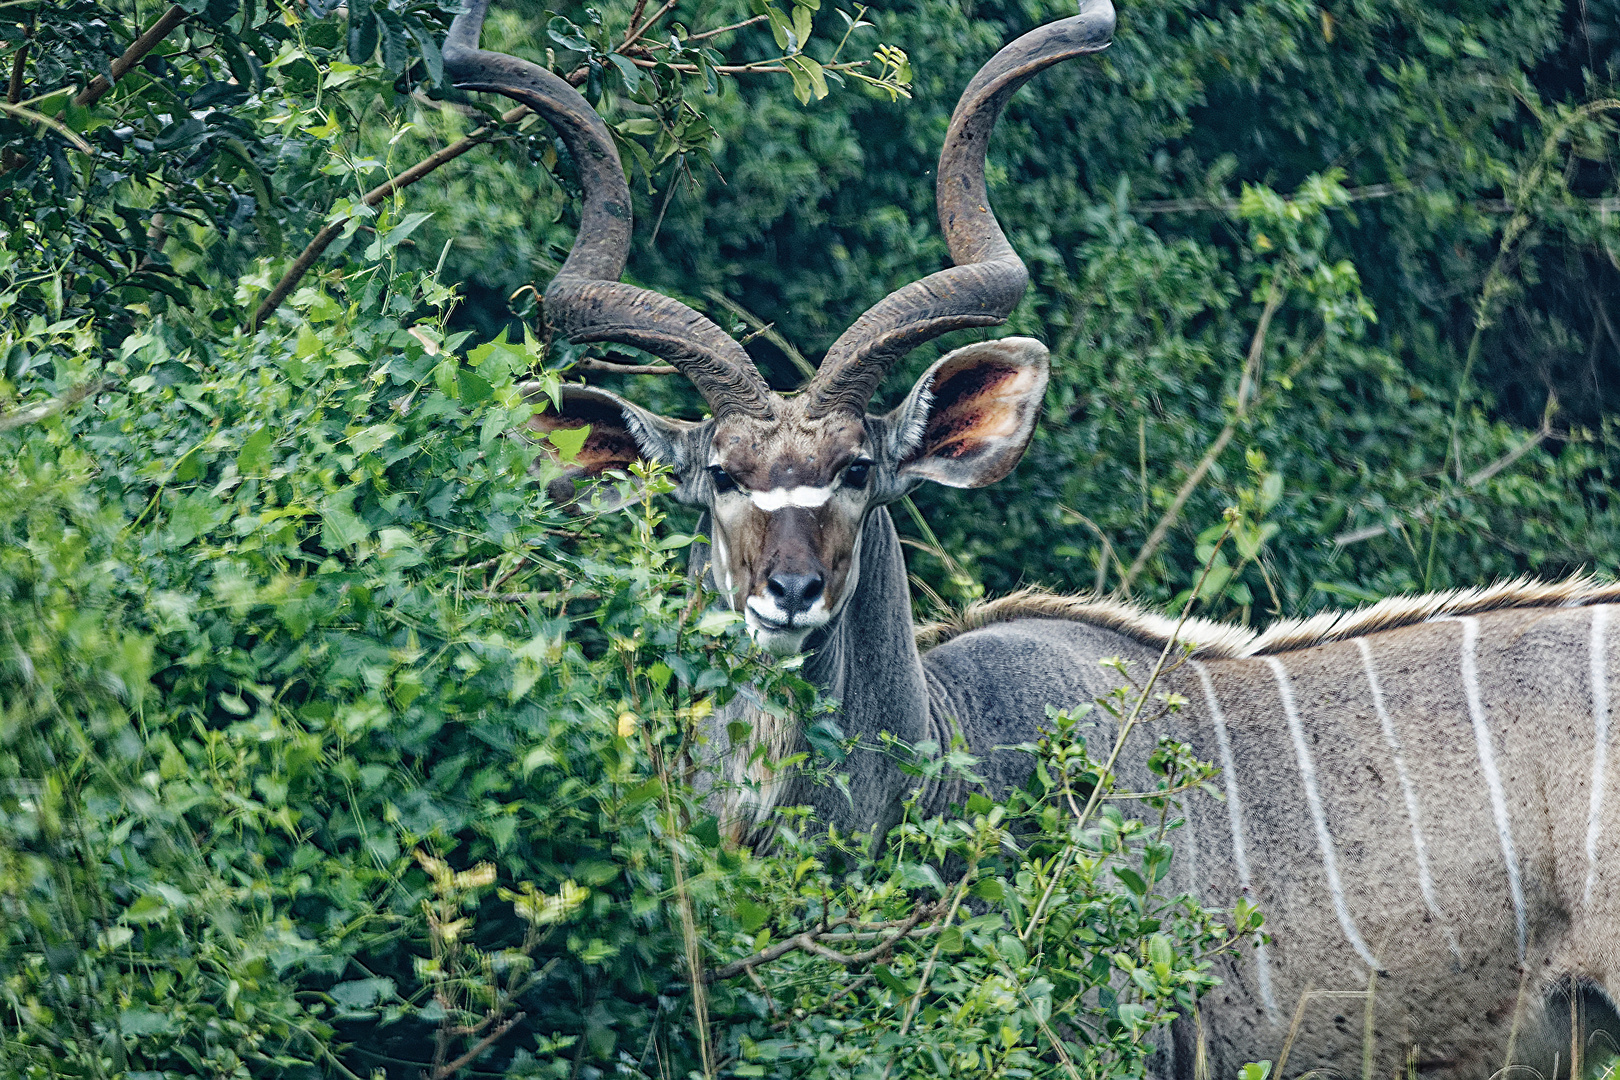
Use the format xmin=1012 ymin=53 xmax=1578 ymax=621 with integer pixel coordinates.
xmin=804 ymin=0 xmax=1116 ymax=418
xmin=442 ymin=0 xmax=774 ymax=419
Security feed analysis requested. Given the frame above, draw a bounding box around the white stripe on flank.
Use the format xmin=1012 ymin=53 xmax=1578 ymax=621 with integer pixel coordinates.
xmin=1356 ymin=638 xmax=1461 ymax=962
xmin=1586 ymin=606 xmax=1612 ymax=906
xmin=1192 ymin=661 xmax=1280 ymax=1022
xmin=1266 ymin=656 xmax=1381 ymax=973
xmin=1448 ymin=616 xmax=1528 ymax=960
xmin=747 ymin=485 xmax=833 ymax=511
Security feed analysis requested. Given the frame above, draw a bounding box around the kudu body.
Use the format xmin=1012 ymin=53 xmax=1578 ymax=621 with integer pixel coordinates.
xmin=444 ymin=4 xmax=1620 ymax=1076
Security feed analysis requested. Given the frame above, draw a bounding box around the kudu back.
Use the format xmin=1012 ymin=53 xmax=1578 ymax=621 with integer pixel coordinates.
xmin=444 ymin=5 xmax=1620 ymax=1077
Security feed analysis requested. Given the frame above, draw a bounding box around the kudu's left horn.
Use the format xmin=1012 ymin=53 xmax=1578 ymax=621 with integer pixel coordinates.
xmin=803 ymin=0 xmax=1116 ymax=418
xmin=443 ymin=0 xmax=774 ymax=419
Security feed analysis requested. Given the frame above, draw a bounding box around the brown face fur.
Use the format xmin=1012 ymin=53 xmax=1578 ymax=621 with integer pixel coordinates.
xmin=704 ymin=400 xmax=874 ymax=654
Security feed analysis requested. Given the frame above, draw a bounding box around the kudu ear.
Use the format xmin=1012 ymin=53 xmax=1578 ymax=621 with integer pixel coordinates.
xmin=889 ymin=338 xmax=1050 ymax=488
xmin=523 ymin=382 xmax=695 ymax=502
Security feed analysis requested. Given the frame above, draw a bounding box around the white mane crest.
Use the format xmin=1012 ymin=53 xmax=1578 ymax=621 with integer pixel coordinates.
xmin=914 ymin=576 xmax=1620 ymax=659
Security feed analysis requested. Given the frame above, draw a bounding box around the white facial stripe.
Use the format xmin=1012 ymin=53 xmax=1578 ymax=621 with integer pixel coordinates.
xmin=747 ymin=485 xmax=834 ymax=512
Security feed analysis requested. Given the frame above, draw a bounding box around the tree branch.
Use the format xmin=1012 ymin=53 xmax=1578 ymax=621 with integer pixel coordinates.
xmin=572 ymin=357 xmax=678 ymax=375
xmin=707 ymin=902 xmax=946 ymax=982
xmin=428 ymin=1012 xmax=524 ymax=1079
xmin=688 ymin=15 xmax=768 ymax=40
xmin=9 ymin=13 xmax=33 ymax=105
xmin=247 ymin=102 xmax=535 ymax=331
xmin=620 ymin=0 xmax=679 ymax=53
xmin=75 ymin=5 xmax=188 ymax=108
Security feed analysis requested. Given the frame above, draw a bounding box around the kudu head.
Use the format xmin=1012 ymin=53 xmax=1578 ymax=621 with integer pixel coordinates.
xmin=444 ymin=0 xmax=1114 ymax=653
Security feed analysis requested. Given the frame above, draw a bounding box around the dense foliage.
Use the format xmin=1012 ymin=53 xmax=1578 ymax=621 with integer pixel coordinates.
xmin=4 ymin=0 xmax=1620 ymax=1077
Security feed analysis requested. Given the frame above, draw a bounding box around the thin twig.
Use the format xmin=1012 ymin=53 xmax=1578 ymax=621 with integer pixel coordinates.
xmin=75 ymin=5 xmax=188 ymax=107
xmin=1059 ymin=505 xmax=1128 ymax=596
xmin=708 ymin=903 xmax=945 ymax=981
xmin=703 ymin=288 xmax=814 ymax=379
xmin=464 ymin=590 xmax=573 ymax=603
xmin=573 ymin=357 xmax=679 ymax=374
xmin=1333 ymin=410 xmax=1561 ymax=548
xmin=248 ymin=103 xmax=532 ymax=331
xmin=429 ymin=1012 xmax=525 ymax=1079
xmin=689 ymin=14 xmax=767 ymax=40
xmin=620 ymin=0 xmax=679 ymax=53
xmin=1023 ymin=519 xmax=1237 ymax=940
xmin=1119 ymin=278 xmax=1284 ymax=593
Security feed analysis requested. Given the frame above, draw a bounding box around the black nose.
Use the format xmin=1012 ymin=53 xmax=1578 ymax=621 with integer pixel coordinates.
xmin=766 ymin=571 xmax=825 ymax=616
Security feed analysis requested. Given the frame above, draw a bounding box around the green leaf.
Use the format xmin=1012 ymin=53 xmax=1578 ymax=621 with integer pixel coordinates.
xmin=347 ymin=0 xmax=379 ymax=62
xmin=607 ymin=52 xmax=642 ymax=92
xmin=547 ymin=424 xmax=590 ymax=462
xmin=735 ymin=898 xmax=770 ymax=932
xmin=124 ymin=894 xmax=168 ymax=924
xmin=872 ymin=965 xmax=912 ymax=995
xmin=690 ymin=815 xmax=721 ymax=847
xmin=364 ymin=211 xmax=433 ymax=259
xmin=320 ymin=490 xmax=368 ymax=550
xmin=547 ymin=16 xmax=593 ymax=53
xmin=792 ymin=4 xmax=812 ymax=48
xmin=329 ymin=977 xmax=395 ymax=1013
xmin=236 ymin=427 xmax=273 ymax=474
xmin=1113 ymin=866 xmax=1147 ymax=895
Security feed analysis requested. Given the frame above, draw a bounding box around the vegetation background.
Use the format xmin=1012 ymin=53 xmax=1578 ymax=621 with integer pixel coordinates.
xmin=2 ymin=0 xmax=1619 ymax=1077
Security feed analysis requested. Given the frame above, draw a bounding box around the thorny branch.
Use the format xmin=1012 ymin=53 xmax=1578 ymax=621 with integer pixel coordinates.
xmin=428 ymin=1013 xmax=526 ymax=1080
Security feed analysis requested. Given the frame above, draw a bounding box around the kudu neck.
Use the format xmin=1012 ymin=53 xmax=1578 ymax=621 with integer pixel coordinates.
xmin=697 ymin=506 xmax=934 ymax=837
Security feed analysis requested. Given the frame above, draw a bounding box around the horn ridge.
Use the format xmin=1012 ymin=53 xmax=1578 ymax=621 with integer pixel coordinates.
xmin=805 ymin=0 xmax=1116 ymax=417
xmin=443 ymin=0 xmax=774 ymax=419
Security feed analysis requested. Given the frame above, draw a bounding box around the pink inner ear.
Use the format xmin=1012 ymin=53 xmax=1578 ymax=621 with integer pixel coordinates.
xmin=918 ymin=362 xmax=1035 ymax=459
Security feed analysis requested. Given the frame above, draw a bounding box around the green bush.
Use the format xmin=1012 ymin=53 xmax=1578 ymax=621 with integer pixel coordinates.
xmin=0 ymin=261 xmax=1259 ymax=1077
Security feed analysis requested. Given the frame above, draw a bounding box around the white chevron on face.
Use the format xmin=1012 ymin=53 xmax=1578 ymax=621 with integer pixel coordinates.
xmin=1356 ymin=637 xmax=1460 ymax=961
xmin=1192 ymin=660 xmax=1280 ymax=1023
xmin=1266 ymin=656 xmax=1381 ymax=973
xmin=1586 ymin=605 xmax=1612 ymax=907
xmin=1440 ymin=615 xmax=1527 ymax=961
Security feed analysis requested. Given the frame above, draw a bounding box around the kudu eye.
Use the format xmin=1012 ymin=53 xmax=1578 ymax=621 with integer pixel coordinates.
xmin=707 ymin=466 xmax=738 ymax=494
xmin=843 ymin=460 xmax=872 ymax=490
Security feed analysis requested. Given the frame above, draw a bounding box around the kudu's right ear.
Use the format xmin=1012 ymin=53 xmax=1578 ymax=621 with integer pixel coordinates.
xmin=523 ymin=383 xmax=695 ymax=502
xmin=887 ymin=338 xmax=1050 ymax=489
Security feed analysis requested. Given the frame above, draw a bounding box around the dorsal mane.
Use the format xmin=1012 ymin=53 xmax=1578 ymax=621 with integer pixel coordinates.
xmin=914 ymin=576 xmax=1620 ymax=659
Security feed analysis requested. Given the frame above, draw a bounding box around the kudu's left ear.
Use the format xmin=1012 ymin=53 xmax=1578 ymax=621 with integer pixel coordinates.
xmin=887 ymin=338 xmax=1050 ymax=488
xmin=522 ymin=382 xmax=695 ymax=502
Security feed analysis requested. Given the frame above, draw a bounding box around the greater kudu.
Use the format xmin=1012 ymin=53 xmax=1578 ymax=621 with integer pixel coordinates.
xmin=444 ymin=5 xmax=1620 ymax=1077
